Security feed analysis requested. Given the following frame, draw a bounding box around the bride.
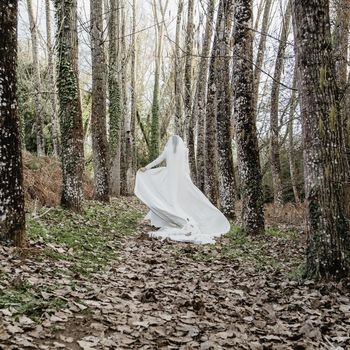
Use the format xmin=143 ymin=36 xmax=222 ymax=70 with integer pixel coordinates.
xmin=134 ymin=135 xmax=230 ymax=244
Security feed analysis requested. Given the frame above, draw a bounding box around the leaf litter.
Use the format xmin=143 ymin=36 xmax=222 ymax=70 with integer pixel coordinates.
xmin=0 ymin=198 xmax=349 ymax=349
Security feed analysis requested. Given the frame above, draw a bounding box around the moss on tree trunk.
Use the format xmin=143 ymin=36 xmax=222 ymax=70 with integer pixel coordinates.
xmin=54 ymin=0 xmax=85 ymax=212
xmin=294 ymin=0 xmax=350 ymax=280
xmin=0 ymin=0 xmax=26 ymax=246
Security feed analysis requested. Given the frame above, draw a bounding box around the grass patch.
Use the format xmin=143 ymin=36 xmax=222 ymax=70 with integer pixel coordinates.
xmin=0 ymin=283 xmax=67 ymax=320
xmin=191 ymin=225 xmax=303 ymax=273
xmin=265 ymin=226 xmax=299 ymax=240
xmin=27 ymin=199 xmax=143 ymax=275
xmin=0 ymin=199 xmax=144 ymax=320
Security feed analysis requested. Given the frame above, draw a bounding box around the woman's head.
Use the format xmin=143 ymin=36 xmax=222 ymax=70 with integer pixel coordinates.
xmin=172 ymin=135 xmax=179 ymax=153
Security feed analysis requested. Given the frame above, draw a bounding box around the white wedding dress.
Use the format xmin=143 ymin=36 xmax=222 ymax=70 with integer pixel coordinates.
xmin=134 ymin=135 xmax=230 ymax=244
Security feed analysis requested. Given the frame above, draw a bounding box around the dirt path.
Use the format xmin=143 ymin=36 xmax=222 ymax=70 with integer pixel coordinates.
xmin=1 ymin=217 xmax=350 ymax=350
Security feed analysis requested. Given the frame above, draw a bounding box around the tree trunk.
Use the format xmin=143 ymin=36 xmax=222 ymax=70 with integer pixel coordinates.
xmin=216 ymin=0 xmax=236 ymax=219
xmin=150 ymin=0 xmax=168 ymax=161
xmin=109 ymin=0 xmax=122 ymax=196
xmin=91 ymin=0 xmax=110 ymax=202
xmin=184 ymin=0 xmax=196 ymax=181
xmin=232 ymin=0 xmax=265 ymax=235
xmin=287 ymin=66 xmax=300 ymax=204
xmin=269 ymin=0 xmax=292 ymax=206
xmin=27 ymin=0 xmax=45 ymax=156
xmin=45 ymin=0 xmax=60 ymax=157
xmin=120 ymin=2 xmax=129 ymax=195
xmin=54 ymin=0 xmax=85 ymax=212
xmin=205 ymin=23 xmax=220 ymax=208
xmin=0 ymin=0 xmax=26 ymax=247
xmin=293 ymin=0 xmax=350 ymax=280
xmin=253 ymin=0 xmax=272 ymax=114
xmin=194 ymin=0 xmax=215 ymax=193
xmin=130 ymin=0 xmax=137 ymax=185
xmin=333 ymin=0 xmax=350 ymax=164
xmin=174 ymin=0 xmax=184 ymax=137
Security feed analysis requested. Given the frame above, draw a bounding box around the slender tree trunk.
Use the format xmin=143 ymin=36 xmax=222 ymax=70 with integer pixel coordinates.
xmin=184 ymin=0 xmax=196 ymax=181
xmin=253 ymin=0 xmax=272 ymax=113
xmin=27 ymin=0 xmax=45 ymax=156
xmin=216 ymin=0 xmax=236 ymax=218
xmin=109 ymin=0 xmax=122 ymax=196
xmin=150 ymin=0 xmax=163 ymax=161
xmin=120 ymin=2 xmax=129 ymax=196
xmin=174 ymin=0 xmax=184 ymax=137
xmin=45 ymin=0 xmax=60 ymax=157
xmin=0 ymin=0 xmax=26 ymax=247
xmin=150 ymin=0 xmax=169 ymax=161
xmin=205 ymin=25 xmax=220 ymax=207
xmin=253 ymin=0 xmax=265 ymax=34
xmin=270 ymin=0 xmax=292 ymax=206
xmin=90 ymin=0 xmax=110 ymax=201
xmin=195 ymin=0 xmax=215 ymax=193
xmin=293 ymin=0 xmax=350 ymax=280
xmin=287 ymin=66 xmax=300 ymax=204
xmin=54 ymin=0 xmax=85 ymax=212
xmin=130 ymin=0 xmax=137 ymax=183
xmin=232 ymin=0 xmax=265 ymax=235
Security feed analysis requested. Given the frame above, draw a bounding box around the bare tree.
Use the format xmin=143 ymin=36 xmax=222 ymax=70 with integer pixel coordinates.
xmin=287 ymin=65 xmax=300 ymax=203
xmin=90 ymin=0 xmax=110 ymax=201
xmin=120 ymin=1 xmax=129 ymax=195
xmin=174 ymin=0 xmax=184 ymax=137
xmin=269 ymin=0 xmax=292 ymax=206
xmin=0 ymin=0 xmax=26 ymax=246
xmin=45 ymin=0 xmax=60 ymax=157
xmin=216 ymin=0 xmax=236 ymax=218
xmin=232 ymin=0 xmax=265 ymax=235
xmin=194 ymin=0 xmax=215 ymax=192
xmin=150 ymin=0 xmax=169 ymax=161
xmin=205 ymin=13 xmax=220 ymax=207
xmin=130 ymin=0 xmax=137 ymax=184
xmin=184 ymin=0 xmax=196 ymax=181
xmin=27 ymin=0 xmax=45 ymax=156
xmin=109 ymin=0 xmax=122 ymax=196
xmin=253 ymin=0 xmax=272 ymax=113
xmin=54 ymin=0 xmax=85 ymax=212
xmin=294 ymin=0 xmax=350 ymax=279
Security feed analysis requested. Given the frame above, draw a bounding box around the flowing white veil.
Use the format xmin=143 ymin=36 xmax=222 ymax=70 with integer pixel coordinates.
xmin=134 ymin=134 xmax=230 ymax=244
xmin=162 ymin=135 xmax=190 ymax=216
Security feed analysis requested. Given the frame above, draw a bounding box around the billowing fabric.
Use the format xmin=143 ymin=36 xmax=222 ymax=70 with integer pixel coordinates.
xmin=134 ymin=135 xmax=230 ymax=244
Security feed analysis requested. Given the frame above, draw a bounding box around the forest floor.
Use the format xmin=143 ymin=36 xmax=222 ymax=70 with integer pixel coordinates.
xmin=1 ymin=198 xmax=350 ymax=350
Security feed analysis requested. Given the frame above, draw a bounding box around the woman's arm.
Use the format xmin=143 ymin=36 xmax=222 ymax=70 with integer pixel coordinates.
xmin=144 ymin=147 xmax=167 ymax=170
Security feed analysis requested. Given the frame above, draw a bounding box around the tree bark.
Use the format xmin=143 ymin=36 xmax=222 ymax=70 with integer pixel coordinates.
xmin=150 ymin=0 xmax=169 ymax=161
xmin=333 ymin=0 xmax=350 ymax=164
xmin=109 ymin=0 xmax=122 ymax=196
xmin=269 ymin=0 xmax=292 ymax=206
xmin=27 ymin=0 xmax=45 ymax=156
xmin=216 ymin=0 xmax=236 ymax=219
xmin=184 ymin=0 xmax=196 ymax=181
xmin=253 ymin=0 xmax=272 ymax=114
xmin=287 ymin=65 xmax=300 ymax=203
xmin=194 ymin=0 xmax=215 ymax=193
xmin=205 ymin=21 xmax=220 ymax=208
xmin=232 ymin=0 xmax=265 ymax=235
xmin=120 ymin=1 xmax=129 ymax=195
xmin=45 ymin=0 xmax=60 ymax=157
xmin=130 ymin=0 xmax=137 ymax=185
xmin=91 ymin=0 xmax=110 ymax=201
xmin=54 ymin=0 xmax=85 ymax=212
xmin=293 ymin=0 xmax=350 ymax=279
xmin=0 ymin=0 xmax=26 ymax=247
xmin=174 ymin=0 xmax=184 ymax=137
